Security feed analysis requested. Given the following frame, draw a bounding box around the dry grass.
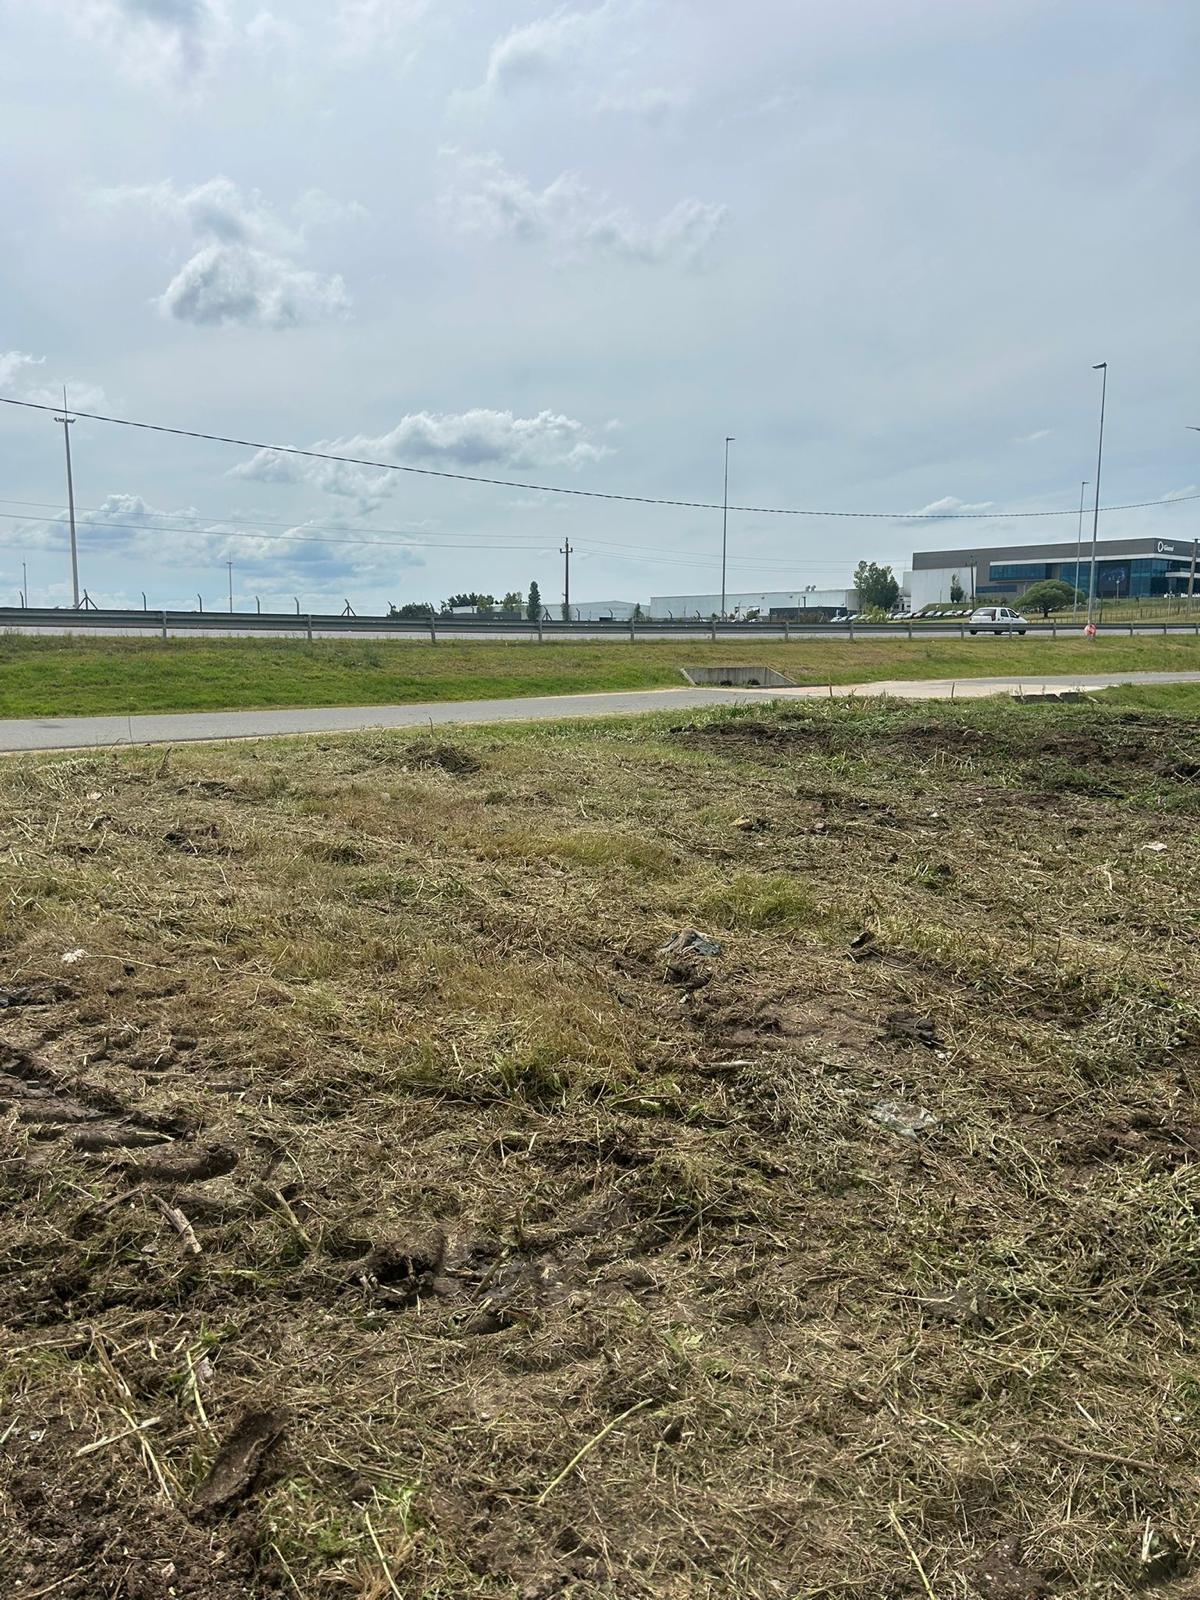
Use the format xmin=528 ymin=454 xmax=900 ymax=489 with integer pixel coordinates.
xmin=2 ymin=698 xmax=1199 ymax=1598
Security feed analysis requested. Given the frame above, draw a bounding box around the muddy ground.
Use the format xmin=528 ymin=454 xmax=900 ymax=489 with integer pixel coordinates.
xmin=2 ymin=698 xmax=1199 ymax=1598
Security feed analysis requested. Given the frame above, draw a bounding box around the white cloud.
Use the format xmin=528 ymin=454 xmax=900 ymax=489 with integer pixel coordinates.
xmin=0 ymin=350 xmax=107 ymax=411
xmin=1013 ymin=428 xmax=1051 ymax=443
xmin=907 ymin=496 xmax=996 ymax=520
xmin=96 ymin=178 xmax=353 ymax=328
xmin=477 ymin=5 xmax=686 ymax=122
xmin=442 ymin=152 xmax=725 ymax=267
xmin=62 ymin=0 xmax=229 ymax=83
xmin=17 ymin=494 xmax=425 ymax=597
xmin=484 ymin=6 xmax=606 ymax=94
xmin=0 ymin=352 xmax=45 ymax=391
xmin=232 ymin=408 xmax=612 ymax=509
xmin=1162 ymin=485 xmax=1199 ymax=501
xmin=158 ymin=245 xmax=349 ymax=329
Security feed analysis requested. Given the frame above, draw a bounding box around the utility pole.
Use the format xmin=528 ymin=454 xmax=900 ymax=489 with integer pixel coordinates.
xmin=721 ymin=436 xmax=735 ymax=618
xmin=226 ymin=560 xmax=234 ymax=612
xmin=1073 ymin=479 xmax=1089 ymax=621
xmin=53 ymin=387 xmax=80 ymax=608
xmin=1086 ymin=363 xmax=1107 ymax=627
xmin=21 ymin=560 xmax=28 ymax=608
xmin=1189 ymin=537 xmax=1197 ymax=608
xmin=560 ymin=540 xmax=573 ymax=621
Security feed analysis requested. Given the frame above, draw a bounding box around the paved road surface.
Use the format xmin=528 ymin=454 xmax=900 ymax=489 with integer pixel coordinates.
xmin=2 ymin=671 xmax=1197 ymax=754
xmin=4 ymin=621 xmax=1197 ymax=642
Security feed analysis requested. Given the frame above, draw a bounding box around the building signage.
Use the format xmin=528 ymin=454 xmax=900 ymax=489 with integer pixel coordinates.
xmin=1157 ymin=541 xmax=1176 ymax=554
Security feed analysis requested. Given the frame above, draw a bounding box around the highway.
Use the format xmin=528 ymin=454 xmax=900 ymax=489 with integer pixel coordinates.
xmin=3 ymin=671 xmax=1198 ymax=754
xmin=1 ymin=606 xmax=1198 ymax=642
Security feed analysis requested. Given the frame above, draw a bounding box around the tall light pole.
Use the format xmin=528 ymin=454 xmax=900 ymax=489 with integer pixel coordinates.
xmin=1086 ymin=363 xmax=1107 ymax=627
xmin=52 ymin=387 xmax=80 ymax=609
xmin=720 ymin=436 xmax=735 ymax=618
xmin=226 ymin=559 xmax=234 ymax=613
xmin=1073 ymin=479 xmax=1089 ymax=621
xmin=21 ymin=560 xmax=28 ymax=608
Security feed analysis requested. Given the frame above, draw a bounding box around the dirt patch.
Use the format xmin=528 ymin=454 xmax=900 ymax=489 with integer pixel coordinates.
xmin=0 ymin=1042 xmax=195 ymax=1159
xmin=1057 ymin=1110 xmax=1200 ymax=1169
xmin=3 ymin=1417 xmax=285 ymax=1599
xmin=192 ymin=1407 xmax=288 ymax=1515
xmin=964 ymin=1538 xmax=1050 ymax=1598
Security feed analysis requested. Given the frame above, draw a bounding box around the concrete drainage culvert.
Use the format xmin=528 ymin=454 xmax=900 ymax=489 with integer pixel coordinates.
xmin=680 ymin=665 xmax=797 ymax=688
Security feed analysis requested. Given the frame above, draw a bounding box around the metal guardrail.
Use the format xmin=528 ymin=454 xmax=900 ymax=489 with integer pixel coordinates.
xmin=1 ymin=607 xmax=1199 ymax=639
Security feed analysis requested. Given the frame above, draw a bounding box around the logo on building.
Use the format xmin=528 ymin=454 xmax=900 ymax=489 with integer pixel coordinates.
xmin=1157 ymin=541 xmax=1176 ymax=554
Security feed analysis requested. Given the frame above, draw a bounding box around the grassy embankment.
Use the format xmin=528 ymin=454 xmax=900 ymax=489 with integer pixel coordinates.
xmin=2 ymin=631 xmax=1200 ymax=716
xmin=2 ymin=695 xmax=1199 ymax=1596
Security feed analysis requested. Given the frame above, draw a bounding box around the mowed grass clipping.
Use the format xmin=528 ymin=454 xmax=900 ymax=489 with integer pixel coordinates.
xmin=3 ymin=698 xmax=1200 ymax=1597
xmin=2 ymin=629 xmax=1200 ymax=715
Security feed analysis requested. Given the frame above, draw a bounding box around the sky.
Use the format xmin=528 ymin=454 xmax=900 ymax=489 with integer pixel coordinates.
xmin=1 ymin=0 xmax=1198 ymax=613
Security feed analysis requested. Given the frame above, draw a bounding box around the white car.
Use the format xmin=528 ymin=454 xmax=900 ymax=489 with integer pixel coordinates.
xmin=969 ymin=606 xmax=1028 ymax=635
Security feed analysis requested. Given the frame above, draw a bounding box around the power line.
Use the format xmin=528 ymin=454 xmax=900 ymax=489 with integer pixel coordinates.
xmin=2 ymin=393 xmax=1196 ymax=521
xmin=0 ymin=495 xmax=850 ymax=568
xmin=0 ymin=510 xmax=852 ymax=576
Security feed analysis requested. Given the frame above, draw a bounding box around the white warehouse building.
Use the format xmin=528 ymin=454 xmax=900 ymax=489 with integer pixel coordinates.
xmin=648 ymin=589 xmax=857 ymax=619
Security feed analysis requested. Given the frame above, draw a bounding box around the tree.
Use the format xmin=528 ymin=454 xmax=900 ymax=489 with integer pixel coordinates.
xmin=1019 ymin=579 xmax=1082 ymax=618
xmin=526 ymin=581 xmax=542 ymax=621
xmin=499 ymin=591 xmax=523 ymax=617
xmin=441 ymin=592 xmax=496 ymax=614
xmin=853 ymin=561 xmax=900 ymax=612
xmin=949 ymin=573 xmax=965 ymax=604
xmin=388 ymin=601 xmax=433 ymax=620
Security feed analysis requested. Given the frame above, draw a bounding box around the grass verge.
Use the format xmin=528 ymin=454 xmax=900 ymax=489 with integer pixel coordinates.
xmin=2 ymin=698 xmax=1199 ymax=1596
xmin=1 ymin=631 xmax=1199 ymax=716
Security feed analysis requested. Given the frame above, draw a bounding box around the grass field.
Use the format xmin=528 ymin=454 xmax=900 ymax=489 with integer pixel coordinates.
xmin=3 ymin=696 xmax=1199 ymax=1597
xmin=3 ymin=631 xmax=1200 ymax=717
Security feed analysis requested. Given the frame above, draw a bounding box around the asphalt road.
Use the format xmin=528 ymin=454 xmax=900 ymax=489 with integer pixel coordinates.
xmin=2 ymin=620 xmax=1196 ymax=642
xmin=2 ymin=671 xmax=1198 ymax=753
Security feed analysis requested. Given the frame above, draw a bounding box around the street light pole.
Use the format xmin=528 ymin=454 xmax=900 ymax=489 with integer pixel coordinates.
xmin=1073 ymin=479 xmax=1089 ymax=621
xmin=53 ymin=387 xmax=80 ymax=609
xmin=21 ymin=560 xmax=28 ymax=609
xmin=1086 ymin=363 xmax=1107 ymax=627
xmin=720 ymin=436 xmax=735 ymax=618
xmin=227 ymin=559 xmax=234 ymax=613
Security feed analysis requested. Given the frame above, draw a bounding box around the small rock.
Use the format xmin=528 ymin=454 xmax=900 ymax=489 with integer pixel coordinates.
xmin=661 ymin=930 xmax=722 ymax=958
xmin=869 ymin=1099 xmax=939 ymax=1140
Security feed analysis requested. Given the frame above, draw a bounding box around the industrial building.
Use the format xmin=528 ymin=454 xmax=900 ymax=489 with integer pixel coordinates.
xmin=909 ymin=536 xmax=1198 ymax=609
xmin=647 ymin=588 xmax=858 ymax=620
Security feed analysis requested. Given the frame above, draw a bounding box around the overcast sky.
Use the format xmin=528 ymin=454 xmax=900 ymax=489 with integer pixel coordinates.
xmin=2 ymin=0 xmax=1197 ymax=611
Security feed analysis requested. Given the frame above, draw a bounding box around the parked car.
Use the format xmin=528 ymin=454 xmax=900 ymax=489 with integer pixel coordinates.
xmin=969 ymin=606 xmax=1028 ymax=635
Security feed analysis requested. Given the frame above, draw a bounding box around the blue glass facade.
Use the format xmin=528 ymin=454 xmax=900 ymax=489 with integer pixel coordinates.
xmin=979 ymin=555 xmax=1185 ymax=598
